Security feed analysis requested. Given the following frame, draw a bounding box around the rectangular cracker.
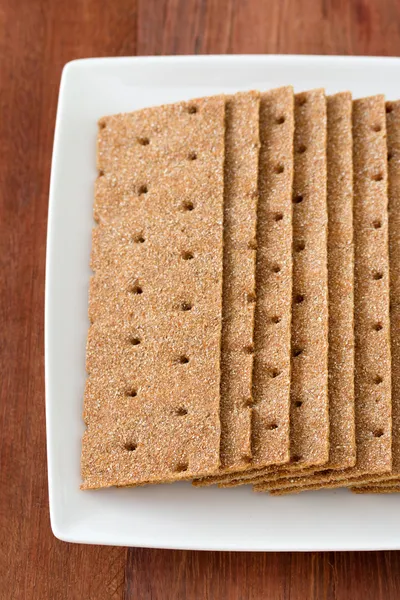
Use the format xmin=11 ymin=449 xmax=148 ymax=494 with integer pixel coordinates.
xmin=194 ymin=86 xmax=294 ymax=486
xmin=81 ymin=96 xmax=225 ymax=488
xmin=256 ymin=95 xmax=392 ymax=495
xmin=207 ymin=88 xmax=329 ymax=488
xmin=218 ymin=91 xmax=261 ymax=473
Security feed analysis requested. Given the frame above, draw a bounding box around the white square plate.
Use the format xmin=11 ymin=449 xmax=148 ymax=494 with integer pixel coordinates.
xmin=46 ymin=55 xmax=400 ymax=550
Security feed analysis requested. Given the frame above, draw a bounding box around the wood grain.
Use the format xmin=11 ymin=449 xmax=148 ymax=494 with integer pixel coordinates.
xmin=2 ymin=0 xmax=400 ymax=598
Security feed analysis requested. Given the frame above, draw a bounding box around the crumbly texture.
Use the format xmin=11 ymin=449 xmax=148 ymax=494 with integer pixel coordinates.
xmin=256 ymin=95 xmax=392 ymax=495
xmin=81 ymin=96 xmax=225 ymax=489
xmin=218 ymin=91 xmax=261 ymax=471
xmin=350 ymin=95 xmax=392 ymax=476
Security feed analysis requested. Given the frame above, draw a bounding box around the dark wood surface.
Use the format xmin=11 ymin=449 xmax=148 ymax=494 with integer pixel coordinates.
xmin=2 ymin=0 xmax=400 ymax=598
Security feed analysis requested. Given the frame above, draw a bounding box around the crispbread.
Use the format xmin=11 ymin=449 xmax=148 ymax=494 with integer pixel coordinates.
xmin=218 ymin=91 xmax=261 ymax=472
xmin=256 ymin=95 xmax=392 ymax=495
xmin=287 ymin=88 xmax=329 ymax=468
xmin=81 ymin=96 xmax=225 ymax=488
xmin=194 ymin=87 xmax=294 ymax=487
xmin=251 ymin=87 xmax=294 ymax=468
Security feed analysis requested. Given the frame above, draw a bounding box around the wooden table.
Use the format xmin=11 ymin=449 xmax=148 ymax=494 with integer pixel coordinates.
xmin=2 ymin=1 xmax=400 ymax=598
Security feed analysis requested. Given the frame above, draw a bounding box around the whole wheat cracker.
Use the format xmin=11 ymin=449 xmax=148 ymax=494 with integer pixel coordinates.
xmin=256 ymin=95 xmax=392 ymax=495
xmin=82 ymin=96 xmax=225 ymax=488
xmin=194 ymin=86 xmax=295 ymax=486
xmin=218 ymin=91 xmax=261 ymax=472
xmin=208 ymin=88 xmax=329 ymax=489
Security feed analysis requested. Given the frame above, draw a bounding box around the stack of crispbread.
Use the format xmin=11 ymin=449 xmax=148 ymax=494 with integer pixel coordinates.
xmin=81 ymin=89 xmax=399 ymax=495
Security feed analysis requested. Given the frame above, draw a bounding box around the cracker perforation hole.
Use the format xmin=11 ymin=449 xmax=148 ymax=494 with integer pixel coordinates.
xmin=373 ymin=322 xmax=383 ymax=331
xmin=175 ymin=407 xmax=188 ymax=416
xmin=275 ymin=164 xmax=285 ymax=174
xmin=297 ymin=144 xmax=307 ymax=154
xmin=374 ymin=375 xmax=383 ymax=385
xmin=295 ymin=400 xmax=303 ymax=408
xmin=99 ymin=120 xmax=106 ymax=130
xmin=247 ymin=292 xmax=256 ymax=303
xmin=386 ymin=103 xmax=393 ymax=113
xmin=293 ymin=194 xmax=303 ymax=204
xmin=188 ymin=151 xmax=197 ymax=161
xmin=268 ymin=423 xmax=278 ymax=430
xmin=292 ymin=347 xmax=303 ymax=357
xmin=291 ymin=455 xmax=302 ymax=462
xmin=188 ymin=105 xmax=198 ymax=114
xmin=373 ymin=271 xmax=383 ymax=280
xmin=177 ymin=355 xmax=189 ymax=364
xmin=133 ymin=233 xmax=145 ymax=243
xmin=130 ymin=337 xmax=141 ymax=346
xmin=126 ymin=389 xmax=138 ymax=397
xmin=272 ymin=264 xmax=281 ymax=273
xmin=176 ymin=463 xmax=189 ymax=472
xmin=181 ymin=250 xmax=194 ymax=260
xmin=244 ymin=344 xmax=254 ymax=355
xmin=180 ymin=301 xmax=193 ymax=311
xmin=372 ymin=124 xmax=382 ymax=132
xmin=181 ymin=200 xmax=194 ymax=211
xmin=98 ymin=170 xmax=105 ymax=178
xmin=295 ymin=294 xmax=304 ymax=304
xmin=129 ymin=283 xmax=143 ymax=295
xmin=373 ymin=429 xmax=384 ymax=438
xmin=297 ymin=96 xmax=307 ymax=107
xmin=372 ymin=219 xmax=382 ymax=229
xmin=125 ymin=442 xmax=137 ymax=451
xmin=271 ymin=315 xmax=281 ymax=324
xmin=295 ymin=240 xmax=306 ymax=252
xmin=270 ymin=369 xmax=281 ymax=378
xmin=137 ymin=137 xmax=150 ymax=146
xmin=388 ymin=152 xmax=393 ymax=161
xmin=372 ymin=173 xmax=383 ymax=182
xmin=276 ymin=116 xmax=285 ymax=124
xmin=274 ymin=212 xmax=284 ymax=222
xmin=138 ymin=184 xmax=148 ymax=195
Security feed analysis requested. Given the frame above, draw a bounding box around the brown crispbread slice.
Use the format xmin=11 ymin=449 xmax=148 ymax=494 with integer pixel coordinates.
xmin=81 ymin=96 xmax=225 ymax=488
xmin=194 ymin=86 xmax=294 ymax=486
xmin=288 ymin=88 xmax=329 ymax=469
xmin=217 ymin=91 xmax=261 ymax=472
xmin=251 ymin=87 xmax=294 ymax=468
xmin=256 ymin=94 xmax=392 ymax=495
xmin=324 ymin=92 xmax=355 ymax=469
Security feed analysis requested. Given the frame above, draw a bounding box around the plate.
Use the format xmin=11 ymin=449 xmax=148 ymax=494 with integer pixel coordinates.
xmin=46 ymin=55 xmax=400 ymax=550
